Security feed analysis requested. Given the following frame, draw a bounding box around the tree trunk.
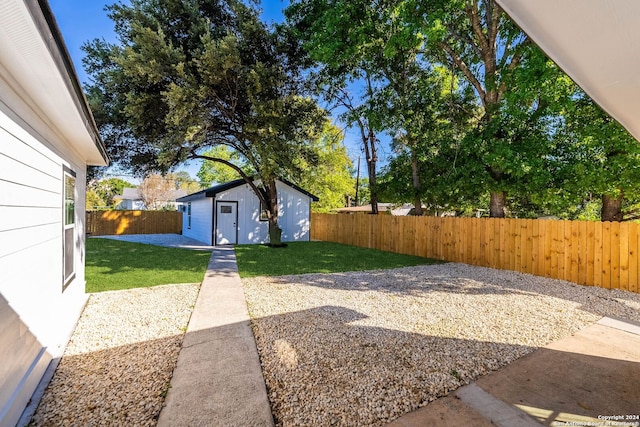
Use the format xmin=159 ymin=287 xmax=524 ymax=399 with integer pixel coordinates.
xmin=266 ymin=179 xmax=284 ymax=246
xmin=364 ymin=127 xmax=378 ymax=215
xmin=489 ymin=191 xmax=507 ymax=218
xmin=268 ymin=218 xmax=283 ymax=246
xmin=411 ymin=152 xmax=423 ymax=216
xmin=601 ymin=194 xmax=624 ymax=222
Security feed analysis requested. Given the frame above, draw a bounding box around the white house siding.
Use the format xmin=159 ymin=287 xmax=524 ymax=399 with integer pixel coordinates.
xmin=0 ymin=98 xmax=89 ymax=426
xmin=216 ymin=184 xmax=269 ymax=244
xmin=181 ymin=197 xmax=213 ymax=245
xmin=276 ymin=181 xmax=311 ymax=242
xmin=215 ymin=181 xmax=312 ymax=245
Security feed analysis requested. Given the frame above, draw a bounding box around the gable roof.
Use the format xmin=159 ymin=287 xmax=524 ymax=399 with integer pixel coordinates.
xmin=177 ymin=178 xmax=319 ymax=202
xmin=0 ymin=0 xmax=108 ymax=165
xmin=495 ymin=0 xmax=640 ymax=142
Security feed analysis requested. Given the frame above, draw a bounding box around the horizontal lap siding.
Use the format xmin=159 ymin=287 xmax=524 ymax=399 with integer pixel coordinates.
xmin=311 ymin=214 xmax=640 ymax=294
xmin=0 ymin=105 xmax=89 ymax=426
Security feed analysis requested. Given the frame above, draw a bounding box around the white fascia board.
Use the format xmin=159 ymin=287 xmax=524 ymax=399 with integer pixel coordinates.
xmin=0 ymin=0 xmax=107 ymax=165
xmin=496 ymin=0 xmax=640 ymax=142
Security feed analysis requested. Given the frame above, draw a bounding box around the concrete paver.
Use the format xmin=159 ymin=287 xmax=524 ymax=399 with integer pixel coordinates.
xmin=386 ymin=394 xmax=495 ymax=427
xmin=388 ymin=317 xmax=640 ymax=427
xmin=157 ymin=246 xmax=273 ymax=427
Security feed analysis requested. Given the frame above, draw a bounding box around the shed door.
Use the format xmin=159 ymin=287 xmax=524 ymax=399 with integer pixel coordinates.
xmin=216 ymin=202 xmax=238 ymax=245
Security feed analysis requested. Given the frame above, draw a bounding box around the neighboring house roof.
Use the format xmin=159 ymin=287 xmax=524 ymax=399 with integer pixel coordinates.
xmin=334 ymin=203 xmax=414 ymax=215
xmin=114 ymin=188 xmax=188 ymax=201
xmin=0 ymin=0 xmax=108 ymax=165
xmin=495 ymin=0 xmax=640 ymax=142
xmin=177 ymin=178 xmax=319 ymax=202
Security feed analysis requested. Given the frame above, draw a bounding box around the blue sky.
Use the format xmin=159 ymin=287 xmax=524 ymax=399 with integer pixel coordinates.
xmin=48 ymin=0 xmax=370 ymax=182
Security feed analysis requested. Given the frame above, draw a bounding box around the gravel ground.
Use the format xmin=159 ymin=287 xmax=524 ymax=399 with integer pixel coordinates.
xmin=242 ymin=263 xmax=640 ymax=427
xmin=30 ymin=283 xmax=200 ymax=427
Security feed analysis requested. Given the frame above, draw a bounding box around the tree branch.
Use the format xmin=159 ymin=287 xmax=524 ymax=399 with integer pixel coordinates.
xmin=466 ymin=0 xmax=489 ymax=54
xmin=190 ymin=152 xmax=267 ymax=206
xmin=497 ymin=37 xmax=531 ymax=100
xmin=440 ymin=41 xmax=486 ymax=107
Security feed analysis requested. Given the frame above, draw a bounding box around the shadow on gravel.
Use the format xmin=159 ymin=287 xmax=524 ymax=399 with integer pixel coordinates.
xmin=30 ymin=335 xmax=184 ymax=426
xmin=270 ymin=263 xmax=640 ymax=322
xmin=248 ymin=305 xmax=640 ymax=427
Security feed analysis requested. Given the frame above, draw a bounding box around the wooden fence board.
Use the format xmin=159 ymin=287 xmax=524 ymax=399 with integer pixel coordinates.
xmin=603 ymin=222 xmax=612 ymax=289
xmin=594 ymin=222 xmax=603 ymax=288
xmin=630 ymin=224 xmax=638 ymax=294
xmin=578 ymin=221 xmax=587 ymax=285
xmin=619 ymin=222 xmax=629 ymax=291
xmin=309 ymin=213 xmax=639 ymax=294
xmin=531 ymin=219 xmax=540 ymax=275
xmin=610 ymin=222 xmax=620 ymax=289
xmin=86 ymin=210 xmax=182 ymax=236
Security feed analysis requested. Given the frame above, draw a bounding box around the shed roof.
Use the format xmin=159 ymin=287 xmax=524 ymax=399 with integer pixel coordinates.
xmin=177 ymin=178 xmax=319 ymax=202
xmin=495 ymin=0 xmax=640 ymax=142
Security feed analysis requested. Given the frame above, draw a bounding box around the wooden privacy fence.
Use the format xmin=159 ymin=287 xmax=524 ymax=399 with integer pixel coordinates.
xmin=86 ymin=210 xmax=182 ymax=236
xmin=311 ymin=213 xmax=639 ymax=294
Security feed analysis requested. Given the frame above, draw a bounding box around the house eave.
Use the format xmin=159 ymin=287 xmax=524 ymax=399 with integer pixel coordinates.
xmin=0 ymin=0 xmax=108 ymax=165
xmin=495 ymin=0 xmax=640 ymax=142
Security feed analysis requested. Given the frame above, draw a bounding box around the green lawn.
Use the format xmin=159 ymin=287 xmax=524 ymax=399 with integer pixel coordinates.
xmin=85 ymin=238 xmax=211 ymax=293
xmin=234 ymin=241 xmax=441 ymax=278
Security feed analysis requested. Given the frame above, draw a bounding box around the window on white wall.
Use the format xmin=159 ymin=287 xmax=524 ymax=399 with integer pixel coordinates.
xmin=259 ymin=201 xmax=268 ymax=221
xmin=187 ymin=202 xmax=192 ymax=229
xmin=63 ymin=167 xmax=76 ymax=290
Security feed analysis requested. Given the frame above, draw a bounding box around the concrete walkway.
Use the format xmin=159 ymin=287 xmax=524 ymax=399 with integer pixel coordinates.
xmin=118 ymin=234 xmax=639 ymax=427
xmin=388 ymin=316 xmax=640 ymax=427
xmin=157 ymin=246 xmax=274 ymax=427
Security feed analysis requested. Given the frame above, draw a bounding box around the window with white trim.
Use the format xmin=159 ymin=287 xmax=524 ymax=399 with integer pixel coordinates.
xmin=63 ymin=167 xmax=76 ymax=289
xmin=259 ymin=201 xmax=268 ymax=221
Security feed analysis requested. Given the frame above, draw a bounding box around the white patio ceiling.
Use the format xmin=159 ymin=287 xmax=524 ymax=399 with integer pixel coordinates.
xmin=495 ymin=0 xmax=640 ymax=141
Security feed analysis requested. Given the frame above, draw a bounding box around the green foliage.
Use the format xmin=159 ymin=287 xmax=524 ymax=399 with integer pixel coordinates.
xmin=85 ymin=238 xmax=211 ymax=292
xmin=89 ymin=177 xmax=136 ymax=208
xmin=171 ymin=171 xmax=201 ymax=193
xmin=552 ymin=92 xmax=640 ymax=220
xmin=197 ymin=146 xmax=251 ymax=187
xmin=285 ymin=0 xmax=390 ymax=211
xmin=235 ymin=241 xmax=440 ymax=278
xmin=298 ymin=122 xmax=355 ymax=212
xmin=86 ymin=189 xmax=106 ymax=210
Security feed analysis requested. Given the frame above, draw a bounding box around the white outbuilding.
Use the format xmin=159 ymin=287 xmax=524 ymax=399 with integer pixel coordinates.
xmin=177 ymin=178 xmax=318 ymax=245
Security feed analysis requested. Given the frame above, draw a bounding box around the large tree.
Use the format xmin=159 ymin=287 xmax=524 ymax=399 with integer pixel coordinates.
xmin=83 ymin=0 xmax=326 ymax=245
xmin=298 ymin=121 xmax=355 ymax=213
xmin=554 ymin=92 xmax=640 ymax=222
xmin=285 ymin=0 xmax=383 ymax=214
xmin=138 ymin=174 xmax=177 ymax=210
xmin=421 ymin=0 xmax=565 ymax=217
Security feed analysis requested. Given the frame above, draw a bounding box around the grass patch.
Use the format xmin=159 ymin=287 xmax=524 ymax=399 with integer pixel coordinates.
xmin=235 ymin=241 xmax=441 ymax=278
xmin=85 ymin=238 xmax=211 ymax=293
